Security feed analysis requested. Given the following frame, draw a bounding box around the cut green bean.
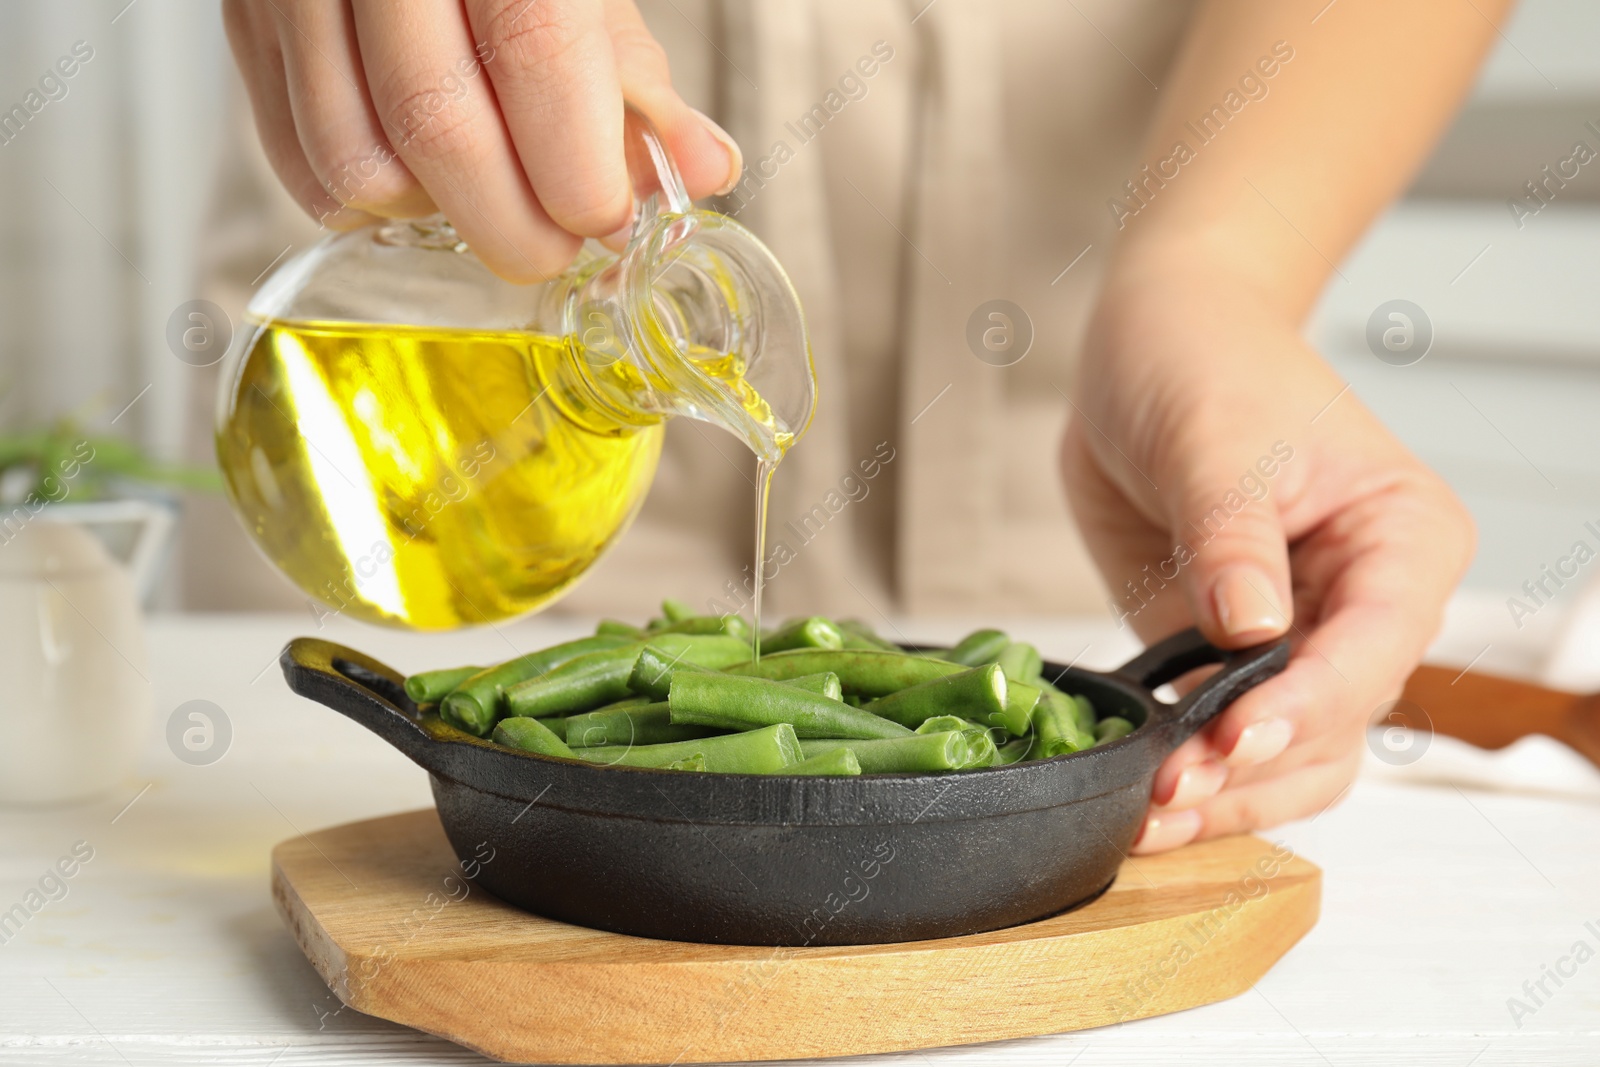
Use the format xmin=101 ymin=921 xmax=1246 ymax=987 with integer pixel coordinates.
xmin=997 ymin=641 xmax=1043 ymax=685
xmin=916 ymin=715 xmax=999 ymax=769
xmin=533 ymin=716 xmax=568 ymax=742
xmin=760 ymin=616 xmax=845 ymax=653
xmin=860 ymin=664 xmax=1007 ymax=730
xmin=629 ymin=634 xmax=755 ymax=700
xmin=1073 ymin=694 xmax=1098 ymax=736
xmin=796 ymin=732 xmax=969 ymax=773
xmin=784 ymin=747 xmax=862 ymax=776
xmin=780 ymin=671 xmax=843 ymax=701
xmin=661 ymin=597 xmax=695 ymax=623
xmin=1094 ymin=716 xmax=1136 ymax=745
xmin=667 ymin=755 xmax=707 ymax=772
xmin=944 ymin=629 xmax=1010 ymax=666
xmin=725 ymin=649 xmax=966 ymax=695
xmin=404 ymin=665 xmax=482 ymax=706
xmin=504 ymin=642 xmax=647 ymax=719
xmin=491 ymin=717 xmax=575 ymax=759
xmin=837 ymin=619 xmax=900 ymax=652
xmin=668 ymin=673 xmax=912 ymax=740
xmin=1032 ymin=689 xmax=1091 ymax=758
xmin=650 ymin=613 xmax=753 ymax=642
xmin=442 ymin=634 xmax=634 ymax=736
xmin=596 ymin=619 xmax=644 ymax=639
xmin=571 ymin=723 xmax=801 ymax=774
xmin=564 ymin=702 xmax=720 ymax=748
xmin=995 ymin=737 xmax=1038 ymax=765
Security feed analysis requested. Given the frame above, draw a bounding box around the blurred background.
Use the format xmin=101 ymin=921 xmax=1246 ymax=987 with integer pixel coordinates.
xmin=2 ymin=0 xmax=1598 ymax=631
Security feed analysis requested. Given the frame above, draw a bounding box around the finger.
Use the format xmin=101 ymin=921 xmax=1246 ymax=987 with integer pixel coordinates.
xmin=224 ymin=0 xmax=376 ymax=230
xmin=352 ymin=0 xmax=580 ymax=282
xmin=602 ymin=0 xmax=741 ymax=200
xmin=1060 ymin=421 xmax=1196 ymax=643
xmin=466 ymin=0 xmax=631 ymax=237
xmin=1205 ymin=472 xmax=1473 ymax=763
xmin=1132 ymin=750 xmax=1360 ymax=855
xmin=1191 ymin=749 xmax=1363 ymax=842
xmin=270 ymin=0 xmax=433 ymax=217
xmin=1165 ymin=436 xmax=1294 ymax=649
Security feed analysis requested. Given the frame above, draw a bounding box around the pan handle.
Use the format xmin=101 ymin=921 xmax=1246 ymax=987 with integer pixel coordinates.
xmin=1109 ymin=627 xmax=1291 ymax=748
xmin=279 ymin=637 xmax=453 ymax=769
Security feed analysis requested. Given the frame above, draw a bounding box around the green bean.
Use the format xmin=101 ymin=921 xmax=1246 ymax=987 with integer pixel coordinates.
xmin=667 ymin=755 xmax=707 ymax=772
xmin=403 ymin=665 xmax=482 ymax=705
xmin=837 ymin=619 xmax=901 ymax=652
xmin=629 ymin=634 xmax=755 ymax=700
xmin=783 ymin=747 xmax=862 ymax=776
xmin=596 ymin=619 xmax=644 ymax=639
xmin=1073 ymin=694 xmax=1098 ymax=736
xmin=760 ymin=616 xmax=845 ymax=653
xmin=442 ymin=635 xmax=634 ymax=736
xmin=998 ymin=681 xmax=1044 ymax=738
xmin=533 ymin=716 xmax=568 ymax=742
xmin=491 ymin=717 xmax=576 ymax=759
xmin=1095 ymin=716 xmax=1136 ymax=745
xmin=725 ymin=649 xmax=963 ymax=695
xmin=661 ymin=597 xmax=696 ymax=623
xmin=649 ymin=614 xmax=754 ymax=642
xmin=564 ymin=702 xmax=720 ymax=747
xmin=997 ymin=641 xmax=1043 ymax=684
xmin=943 ymin=629 xmax=1010 ymax=666
xmin=995 ymin=737 xmax=1038 ymax=765
xmin=781 ymin=672 xmax=843 ymax=701
xmin=668 ymin=673 xmax=912 ymax=740
xmin=503 ymin=642 xmax=647 ymax=719
xmin=915 ymin=715 xmax=999 ymax=769
xmin=1032 ymin=690 xmax=1091 ymax=758
xmin=796 ymin=732 xmax=969 ymax=773
xmin=859 ymin=665 xmax=1007 ymax=730
xmin=571 ymin=723 xmax=801 ymax=774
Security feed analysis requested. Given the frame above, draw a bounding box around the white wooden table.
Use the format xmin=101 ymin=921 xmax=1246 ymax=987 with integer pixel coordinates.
xmin=3 ymin=608 xmax=1598 ymax=1065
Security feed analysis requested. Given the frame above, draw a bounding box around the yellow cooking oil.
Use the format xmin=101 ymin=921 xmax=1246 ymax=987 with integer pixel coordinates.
xmin=217 ymin=318 xmax=787 ymax=629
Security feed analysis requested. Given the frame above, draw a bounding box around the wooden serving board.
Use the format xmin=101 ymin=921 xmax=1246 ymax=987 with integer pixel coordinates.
xmin=272 ymin=809 xmax=1320 ymax=1064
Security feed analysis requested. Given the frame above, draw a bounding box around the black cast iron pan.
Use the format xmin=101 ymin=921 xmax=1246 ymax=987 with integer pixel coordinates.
xmin=281 ymin=627 xmax=1287 ymax=946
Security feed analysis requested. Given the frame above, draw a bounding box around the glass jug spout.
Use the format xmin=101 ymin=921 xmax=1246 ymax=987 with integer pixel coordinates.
xmin=569 ymin=108 xmax=815 ymax=464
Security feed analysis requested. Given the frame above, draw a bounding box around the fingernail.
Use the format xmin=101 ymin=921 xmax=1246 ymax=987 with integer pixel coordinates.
xmin=1131 ymin=809 xmax=1202 ymax=855
xmin=1212 ymin=564 xmax=1287 ymax=640
xmin=1226 ymin=718 xmax=1294 ymax=767
xmin=1157 ymin=760 xmax=1228 ymax=810
xmin=692 ymin=108 xmax=743 ymax=195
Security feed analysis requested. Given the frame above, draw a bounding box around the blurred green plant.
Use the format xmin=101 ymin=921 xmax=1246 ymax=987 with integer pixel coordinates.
xmin=0 ymin=418 xmax=220 ymax=505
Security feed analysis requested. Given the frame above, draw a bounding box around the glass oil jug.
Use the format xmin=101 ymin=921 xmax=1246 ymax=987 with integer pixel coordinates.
xmin=216 ymin=110 xmax=814 ymax=629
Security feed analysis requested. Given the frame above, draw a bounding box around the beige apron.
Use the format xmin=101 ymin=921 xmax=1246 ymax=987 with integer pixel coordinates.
xmin=182 ymin=0 xmax=1194 ymax=622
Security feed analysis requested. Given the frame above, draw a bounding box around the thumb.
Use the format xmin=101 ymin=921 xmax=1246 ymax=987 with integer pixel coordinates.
xmin=604 ymin=2 xmax=741 ymax=202
xmin=1168 ymin=450 xmax=1293 ymax=649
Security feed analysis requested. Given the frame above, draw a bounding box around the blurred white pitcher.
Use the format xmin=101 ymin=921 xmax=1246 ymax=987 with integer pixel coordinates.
xmin=0 ymin=504 xmax=166 ymax=804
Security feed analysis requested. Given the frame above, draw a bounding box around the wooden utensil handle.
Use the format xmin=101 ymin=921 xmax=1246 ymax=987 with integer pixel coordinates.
xmin=1399 ymin=665 xmax=1578 ymax=750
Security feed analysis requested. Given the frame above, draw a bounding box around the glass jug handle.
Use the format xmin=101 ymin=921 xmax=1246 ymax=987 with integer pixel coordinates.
xmin=623 ymin=105 xmax=694 ymax=238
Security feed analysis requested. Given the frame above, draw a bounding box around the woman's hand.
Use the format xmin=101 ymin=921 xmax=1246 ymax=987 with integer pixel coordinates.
xmin=222 ymin=0 xmax=741 ymax=281
xmin=1062 ymin=262 xmax=1474 ymax=853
